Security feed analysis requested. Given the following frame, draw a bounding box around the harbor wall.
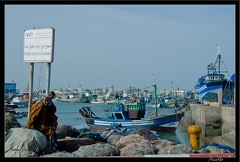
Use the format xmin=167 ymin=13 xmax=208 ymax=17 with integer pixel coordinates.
xmin=180 ymin=104 xmax=235 ymax=149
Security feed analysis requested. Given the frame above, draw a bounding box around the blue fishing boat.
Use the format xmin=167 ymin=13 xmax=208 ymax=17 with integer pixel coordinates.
xmin=79 ymin=75 xmax=185 ymax=132
xmin=194 ymin=45 xmax=235 ymax=104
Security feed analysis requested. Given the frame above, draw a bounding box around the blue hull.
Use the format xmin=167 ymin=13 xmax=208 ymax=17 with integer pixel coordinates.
xmin=85 ymin=112 xmax=184 ymax=132
xmin=194 ymin=45 xmax=235 ymax=104
xmin=195 ymin=80 xmax=234 ymax=103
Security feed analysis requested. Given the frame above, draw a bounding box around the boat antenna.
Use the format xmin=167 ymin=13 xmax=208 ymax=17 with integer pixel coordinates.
xmin=215 ymin=44 xmax=231 ymax=78
xmin=152 ymin=74 xmax=158 ymax=116
xmin=216 ymin=44 xmax=222 ymax=56
xmin=216 ymin=44 xmax=222 ymax=80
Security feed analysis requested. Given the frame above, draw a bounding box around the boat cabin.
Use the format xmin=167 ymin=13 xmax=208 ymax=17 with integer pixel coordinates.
xmin=104 ymin=111 xmax=126 ymax=120
xmin=124 ymin=98 xmax=146 ymax=119
xmin=103 ymin=103 xmax=128 ymax=120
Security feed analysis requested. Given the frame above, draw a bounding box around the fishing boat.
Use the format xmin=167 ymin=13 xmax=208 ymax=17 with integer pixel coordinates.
xmin=10 ymin=96 xmax=28 ymax=108
xmin=194 ymin=45 xmax=235 ymax=104
xmin=79 ymin=75 xmax=185 ymax=132
xmin=5 ymin=109 xmax=24 ymax=118
xmin=5 ymin=103 xmax=19 ymax=110
xmin=90 ymin=98 xmax=106 ymax=104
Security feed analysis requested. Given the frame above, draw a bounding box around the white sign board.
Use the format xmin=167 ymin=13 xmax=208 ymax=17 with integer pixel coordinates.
xmin=24 ymin=28 xmax=54 ymax=63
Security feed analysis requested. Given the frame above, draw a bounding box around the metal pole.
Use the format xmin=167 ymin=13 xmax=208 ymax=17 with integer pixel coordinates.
xmin=28 ymin=63 xmax=34 ymax=118
xmin=234 ymin=86 xmax=235 ymax=106
xmin=152 ymin=74 xmax=158 ymax=116
xmin=46 ymin=63 xmax=51 ymax=96
xmin=154 ymin=84 xmax=158 ymax=116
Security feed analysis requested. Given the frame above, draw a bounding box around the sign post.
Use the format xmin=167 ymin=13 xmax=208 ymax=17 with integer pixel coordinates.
xmin=24 ymin=27 xmax=55 ymax=117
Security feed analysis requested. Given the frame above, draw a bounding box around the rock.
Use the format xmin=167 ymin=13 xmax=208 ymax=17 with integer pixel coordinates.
xmin=135 ymin=127 xmax=158 ymax=141
xmin=151 ymin=139 xmax=177 ymax=151
xmin=78 ymin=133 xmax=106 ymax=142
xmin=212 ymin=131 xmax=236 ymax=150
xmin=198 ymin=143 xmax=235 ymax=153
xmin=4 ymin=112 xmax=22 ymax=132
xmin=5 ymin=127 xmax=48 ymax=157
xmin=151 ymin=139 xmax=192 ymax=154
xmin=117 ymin=134 xmax=147 ymax=148
xmin=57 ymin=137 xmax=95 ymax=152
xmin=5 ymin=124 xmax=208 ymax=157
xmin=157 ymin=143 xmax=192 ymax=154
xmin=120 ymin=140 xmax=157 ymax=156
xmin=74 ymin=143 xmax=120 ymax=156
xmin=39 ymin=150 xmax=83 ymax=157
xmin=116 ymin=134 xmax=158 ymax=156
xmin=56 ymin=124 xmax=80 ymax=139
xmin=101 ymin=129 xmax=126 ymax=138
xmin=101 ymin=129 xmax=126 ymax=145
xmin=107 ymin=134 xmax=125 ymax=146
xmin=78 ymin=127 xmax=92 ymax=134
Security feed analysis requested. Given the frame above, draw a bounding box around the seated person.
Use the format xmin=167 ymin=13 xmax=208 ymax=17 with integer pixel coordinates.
xmin=25 ymin=96 xmax=58 ymax=153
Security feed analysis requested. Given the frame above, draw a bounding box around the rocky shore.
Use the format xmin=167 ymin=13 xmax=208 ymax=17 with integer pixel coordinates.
xmin=4 ymin=112 xmax=236 ymax=158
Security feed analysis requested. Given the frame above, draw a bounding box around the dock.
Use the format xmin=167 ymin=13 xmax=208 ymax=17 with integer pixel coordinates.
xmin=180 ymin=103 xmax=235 ymax=150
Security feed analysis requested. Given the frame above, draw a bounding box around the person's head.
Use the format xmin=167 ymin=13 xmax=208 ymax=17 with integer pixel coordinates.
xmin=42 ymin=96 xmax=49 ymax=106
xmin=49 ymin=91 xmax=56 ymax=99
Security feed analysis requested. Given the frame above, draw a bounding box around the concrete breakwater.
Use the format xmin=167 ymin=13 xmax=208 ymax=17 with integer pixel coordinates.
xmin=180 ymin=103 xmax=235 ymax=150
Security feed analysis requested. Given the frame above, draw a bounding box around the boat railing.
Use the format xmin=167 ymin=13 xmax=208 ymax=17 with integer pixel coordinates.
xmin=79 ymin=106 xmax=98 ymax=118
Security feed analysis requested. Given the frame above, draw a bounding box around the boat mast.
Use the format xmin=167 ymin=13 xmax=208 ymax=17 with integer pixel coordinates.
xmin=216 ymin=44 xmax=221 ymax=80
xmin=214 ymin=44 xmax=231 ymax=79
xmin=152 ymin=74 xmax=158 ymax=117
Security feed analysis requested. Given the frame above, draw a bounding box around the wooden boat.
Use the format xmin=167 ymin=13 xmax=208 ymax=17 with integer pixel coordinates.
xmin=79 ymin=75 xmax=185 ymax=132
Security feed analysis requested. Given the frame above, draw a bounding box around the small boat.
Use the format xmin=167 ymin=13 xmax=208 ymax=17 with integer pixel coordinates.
xmin=79 ymin=75 xmax=185 ymax=132
xmin=90 ymin=97 xmax=106 ymax=104
xmin=194 ymin=45 xmax=235 ymax=104
xmin=11 ymin=96 xmax=28 ymax=108
xmin=5 ymin=109 xmax=24 ymax=118
xmin=5 ymin=103 xmax=19 ymax=110
xmin=59 ymin=95 xmax=90 ymax=103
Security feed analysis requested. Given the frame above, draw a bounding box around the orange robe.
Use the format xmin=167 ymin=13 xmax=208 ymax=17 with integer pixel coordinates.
xmin=25 ymin=101 xmax=58 ymax=140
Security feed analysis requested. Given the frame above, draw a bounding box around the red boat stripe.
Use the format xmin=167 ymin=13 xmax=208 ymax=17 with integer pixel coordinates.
xmin=143 ymin=153 xmax=235 ymax=158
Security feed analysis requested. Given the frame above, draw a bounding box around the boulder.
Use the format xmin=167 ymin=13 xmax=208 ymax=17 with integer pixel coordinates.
xmin=39 ymin=150 xmax=82 ymax=157
xmin=117 ymin=134 xmax=146 ymax=148
xmin=117 ymin=134 xmax=158 ymax=156
xmin=157 ymin=143 xmax=192 ymax=154
xmin=107 ymin=134 xmax=125 ymax=146
xmin=56 ymin=124 xmax=80 ymax=139
xmin=120 ymin=140 xmax=157 ymax=156
xmin=151 ymin=139 xmax=177 ymax=150
xmin=101 ymin=129 xmax=126 ymax=145
xmin=57 ymin=137 xmax=95 ymax=152
xmin=78 ymin=133 xmax=106 ymax=142
xmin=135 ymin=127 xmax=158 ymax=141
xmin=74 ymin=143 xmax=120 ymax=156
xmin=5 ymin=127 xmax=48 ymax=157
xmin=4 ymin=112 xmax=22 ymax=132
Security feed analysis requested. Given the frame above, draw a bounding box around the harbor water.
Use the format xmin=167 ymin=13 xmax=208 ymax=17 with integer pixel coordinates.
xmin=16 ymin=101 xmax=207 ymax=147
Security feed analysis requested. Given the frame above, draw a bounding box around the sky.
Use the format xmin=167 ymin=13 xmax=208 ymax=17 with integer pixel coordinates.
xmin=4 ymin=4 xmax=237 ymax=93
